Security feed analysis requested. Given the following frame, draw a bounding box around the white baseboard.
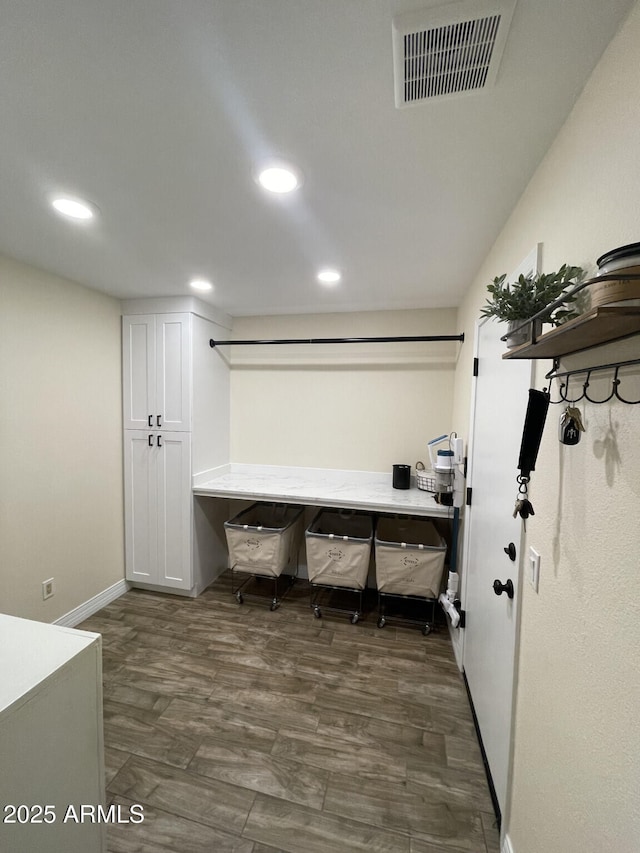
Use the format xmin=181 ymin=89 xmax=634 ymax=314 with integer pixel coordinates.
xmin=445 ymin=618 xmax=464 ymax=671
xmin=502 ymin=834 xmax=514 ymax=853
xmin=53 ymin=579 xmax=130 ymax=627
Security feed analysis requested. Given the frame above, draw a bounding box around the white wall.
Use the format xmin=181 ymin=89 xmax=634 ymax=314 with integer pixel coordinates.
xmin=453 ymin=4 xmax=640 ymax=851
xmin=0 ymin=254 xmax=124 ymax=621
xmin=192 ymin=314 xmax=231 ymax=476
xmin=230 ymin=309 xmax=459 ymax=473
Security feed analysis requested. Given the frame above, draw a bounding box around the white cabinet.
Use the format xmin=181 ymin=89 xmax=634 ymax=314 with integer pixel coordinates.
xmin=124 ymin=430 xmax=192 ymax=590
xmin=0 ymin=616 xmax=105 ymax=853
xmin=122 ymin=302 xmax=232 ymax=597
xmin=123 ymin=313 xmax=192 ymax=432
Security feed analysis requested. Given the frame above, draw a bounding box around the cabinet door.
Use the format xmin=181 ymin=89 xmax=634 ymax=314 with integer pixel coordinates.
xmin=0 ymin=628 xmax=105 ymax=853
xmin=156 ymin=314 xmax=192 ymax=431
xmin=123 ymin=315 xmax=156 ymax=430
xmin=124 ymin=430 xmax=158 ymax=584
xmin=156 ymin=432 xmax=192 ymax=589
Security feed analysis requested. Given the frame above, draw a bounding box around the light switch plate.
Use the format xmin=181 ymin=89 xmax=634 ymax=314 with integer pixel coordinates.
xmin=528 ymin=547 xmax=540 ymax=592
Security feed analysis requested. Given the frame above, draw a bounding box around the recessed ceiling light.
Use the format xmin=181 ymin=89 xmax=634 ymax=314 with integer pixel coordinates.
xmin=317 ymin=268 xmax=341 ymax=284
xmin=257 ymin=164 xmax=301 ymax=194
xmin=190 ymin=278 xmax=213 ymax=292
xmin=50 ymin=196 xmax=96 ymax=221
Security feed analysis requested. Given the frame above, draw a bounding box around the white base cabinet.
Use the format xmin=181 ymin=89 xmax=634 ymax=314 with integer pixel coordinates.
xmin=0 ymin=616 xmax=105 ymax=853
xmin=124 ymin=430 xmax=192 ymax=591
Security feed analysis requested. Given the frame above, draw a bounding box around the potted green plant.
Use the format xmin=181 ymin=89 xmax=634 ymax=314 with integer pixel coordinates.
xmin=480 ymin=264 xmax=584 ymax=347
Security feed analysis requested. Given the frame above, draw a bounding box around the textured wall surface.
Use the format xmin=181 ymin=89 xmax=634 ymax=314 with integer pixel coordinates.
xmin=453 ymin=3 xmax=640 ymax=850
xmin=0 ymin=255 xmax=124 ymax=621
xmin=230 ymin=309 xmax=459 ymax=473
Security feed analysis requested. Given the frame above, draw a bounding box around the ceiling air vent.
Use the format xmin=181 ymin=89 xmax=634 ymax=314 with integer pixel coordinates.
xmin=392 ymin=0 xmax=516 ymax=108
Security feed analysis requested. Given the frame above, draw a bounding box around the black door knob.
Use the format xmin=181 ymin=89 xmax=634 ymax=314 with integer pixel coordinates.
xmin=504 ymin=542 xmax=516 ymax=561
xmin=493 ymin=578 xmax=514 ymax=599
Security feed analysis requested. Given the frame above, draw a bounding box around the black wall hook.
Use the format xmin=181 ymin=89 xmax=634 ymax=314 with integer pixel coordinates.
xmin=613 ymin=366 xmax=640 ymax=405
xmin=546 ymin=357 xmax=640 ymax=406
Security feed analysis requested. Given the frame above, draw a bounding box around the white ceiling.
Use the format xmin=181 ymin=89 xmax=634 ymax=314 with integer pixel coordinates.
xmin=0 ymin=0 xmax=634 ymax=316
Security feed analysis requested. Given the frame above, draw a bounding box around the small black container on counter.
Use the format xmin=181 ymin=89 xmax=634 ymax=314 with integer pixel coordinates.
xmin=392 ymin=464 xmax=411 ymax=490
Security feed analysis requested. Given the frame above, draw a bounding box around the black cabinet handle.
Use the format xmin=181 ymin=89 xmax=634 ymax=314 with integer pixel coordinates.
xmin=157 ymin=435 xmax=162 ymax=447
xmin=148 ymin=415 xmax=153 ymax=427
xmin=148 ymin=434 xmax=153 ymax=447
xmin=157 ymin=415 xmax=162 ymax=427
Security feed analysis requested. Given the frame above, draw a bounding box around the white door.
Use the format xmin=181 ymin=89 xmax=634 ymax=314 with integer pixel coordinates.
xmin=122 ymin=315 xmax=156 ymax=430
xmin=462 ymin=249 xmax=538 ymax=817
xmin=156 ymin=431 xmax=192 ymax=589
xmin=156 ymin=314 xmax=192 ymax=432
xmin=124 ymin=430 xmax=157 ymax=584
xmin=124 ymin=430 xmax=192 ymax=590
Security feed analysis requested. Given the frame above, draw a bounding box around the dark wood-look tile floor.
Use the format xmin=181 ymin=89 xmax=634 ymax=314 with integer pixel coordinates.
xmin=78 ymin=574 xmax=499 ymax=853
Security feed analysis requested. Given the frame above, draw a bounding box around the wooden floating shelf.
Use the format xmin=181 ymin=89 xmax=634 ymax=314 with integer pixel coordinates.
xmin=502 ymin=305 xmax=640 ymax=359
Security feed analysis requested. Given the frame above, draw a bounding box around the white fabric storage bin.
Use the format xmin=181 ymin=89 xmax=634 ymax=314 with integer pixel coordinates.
xmin=305 ymin=511 xmax=373 ymax=590
xmin=375 ymin=516 xmax=446 ymax=598
xmin=224 ymin=502 xmax=304 ymax=578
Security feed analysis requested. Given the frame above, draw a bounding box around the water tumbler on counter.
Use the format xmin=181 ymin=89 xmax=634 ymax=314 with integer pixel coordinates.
xmin=392 ymin=464 xmax=411 ymax=489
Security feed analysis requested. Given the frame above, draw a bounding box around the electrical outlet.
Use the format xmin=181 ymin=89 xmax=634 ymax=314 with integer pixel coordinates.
xmin=42 ymin=578 xmax=55 ymax=600
xmin=528 ymin=548 xmax=540 ymax=593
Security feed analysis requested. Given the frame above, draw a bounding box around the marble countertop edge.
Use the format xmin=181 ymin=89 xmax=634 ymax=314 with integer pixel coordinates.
xmin=192 ymin=463 xmax=455 ymax=518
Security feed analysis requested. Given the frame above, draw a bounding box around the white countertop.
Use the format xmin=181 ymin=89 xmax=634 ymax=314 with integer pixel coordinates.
xmin=193 ymin=463 xmax=457 ymax=518
xmin=0 ymin=615 xmax=100 ymax=714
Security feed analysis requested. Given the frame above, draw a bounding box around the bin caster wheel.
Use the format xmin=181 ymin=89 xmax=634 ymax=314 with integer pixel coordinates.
xmin=422 ymin=624 xmax=432 ymax=636
xmin=377 ymin=617 xmax=386 ymax=629
xmin=270 ymin=599 xmax=279 ymax=611
xmin=313 ymin=606 xmax=322 ymax=619
xmin=235 ymin=591 xmax=243 ymax=605
xmin=351 ymin=612 xmax=360 ymax=625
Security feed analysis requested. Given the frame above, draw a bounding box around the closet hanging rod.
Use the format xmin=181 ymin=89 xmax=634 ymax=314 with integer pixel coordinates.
xmin=209 ymin=334 xmax=464 ymax=347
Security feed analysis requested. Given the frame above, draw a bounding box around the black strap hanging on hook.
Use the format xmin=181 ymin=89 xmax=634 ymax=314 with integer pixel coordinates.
xmin=517 ymin=389 xmax=551 ymax=479
xmin=511 ymin=389 xmax=549 ymax=526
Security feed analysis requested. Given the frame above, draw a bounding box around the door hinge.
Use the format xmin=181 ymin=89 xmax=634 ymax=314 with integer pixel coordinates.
xmin=454 ymin=599 xmax=466 ymax=628
xmin=473 ymin=357 xmax=479 ymax=377
xmin=466 ymin=487 xmax=472 ymax=506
